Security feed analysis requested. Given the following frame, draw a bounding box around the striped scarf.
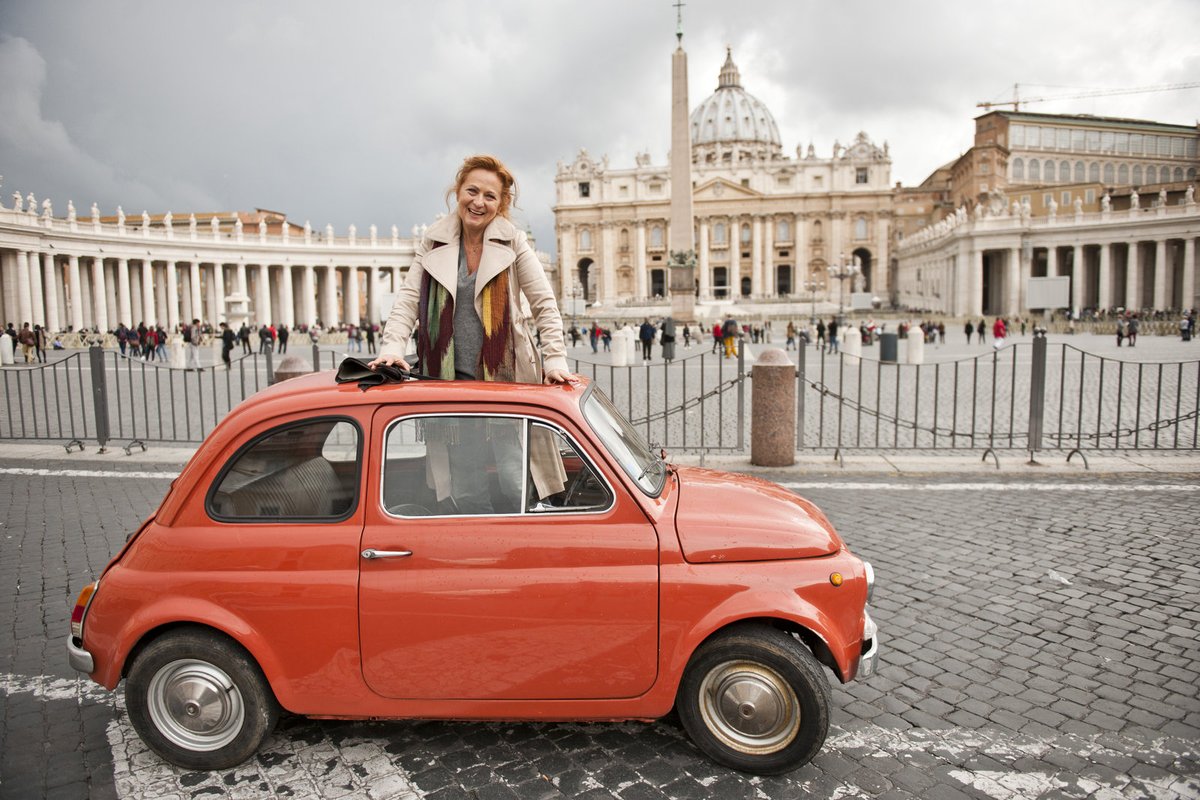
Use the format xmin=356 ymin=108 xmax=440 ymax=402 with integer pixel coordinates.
xmin=417 ymin=266 xmax=516 ymax=381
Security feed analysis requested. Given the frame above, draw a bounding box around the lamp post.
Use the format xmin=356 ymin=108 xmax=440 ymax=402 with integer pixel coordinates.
xmin=566 ymin=283 xmax=583 ymax=335
xmin=827 ymin=255 xmax=860 ymax=324
xmin=802 ymin=277 xmax=822 ymax=325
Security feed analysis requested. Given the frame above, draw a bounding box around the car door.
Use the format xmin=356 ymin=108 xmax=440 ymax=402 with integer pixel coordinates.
xmin=358 ymin=404 xmax=660 ymax=701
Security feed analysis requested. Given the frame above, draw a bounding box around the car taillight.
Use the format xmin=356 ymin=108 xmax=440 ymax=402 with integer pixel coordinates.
xmin=70 ymin=581 xmax=98 ymax=639
xmin=863 ymin=561 xmax=874 ymax=604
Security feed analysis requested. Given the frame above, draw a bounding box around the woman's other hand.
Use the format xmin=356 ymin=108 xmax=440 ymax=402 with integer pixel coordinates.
xmin=368 ymin=354 xmax=411 ymax=371
xmin=543 ymin=368 xmax=577 ymax=385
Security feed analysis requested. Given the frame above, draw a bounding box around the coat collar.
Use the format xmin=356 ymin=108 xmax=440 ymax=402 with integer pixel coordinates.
xmin=421 ymin=214 xmax=518 ymax=300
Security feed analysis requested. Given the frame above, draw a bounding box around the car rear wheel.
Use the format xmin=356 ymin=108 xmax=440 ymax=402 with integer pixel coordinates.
xmin=125 ymin=629 xmax=279 ymax=770
xmin=676 ymin=624 xmax=830 ymax=775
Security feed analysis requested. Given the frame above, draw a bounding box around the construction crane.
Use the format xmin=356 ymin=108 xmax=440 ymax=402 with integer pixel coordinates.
xmin=977 ymin=82 xmax=1200 ymax=111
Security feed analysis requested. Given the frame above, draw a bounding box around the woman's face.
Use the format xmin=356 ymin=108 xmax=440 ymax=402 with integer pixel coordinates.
xmin=456 ymin=169 xmax=503 ymax=236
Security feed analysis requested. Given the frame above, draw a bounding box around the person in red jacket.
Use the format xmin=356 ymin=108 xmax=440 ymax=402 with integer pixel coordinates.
xmin=992 ymin=317 xmax=1008 ymax=343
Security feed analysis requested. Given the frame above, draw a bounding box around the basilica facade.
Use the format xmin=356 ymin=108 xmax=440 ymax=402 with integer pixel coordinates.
xmin=553 ymin=50 xmax=894 ymax=315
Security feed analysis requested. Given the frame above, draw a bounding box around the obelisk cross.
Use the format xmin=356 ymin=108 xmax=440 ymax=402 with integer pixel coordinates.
xmin=673 ymin=0 xmax=685 ymax=42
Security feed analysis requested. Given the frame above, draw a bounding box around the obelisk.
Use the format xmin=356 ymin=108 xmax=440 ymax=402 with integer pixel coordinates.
xmin=668 ymin=3 xmax=696 ymax=320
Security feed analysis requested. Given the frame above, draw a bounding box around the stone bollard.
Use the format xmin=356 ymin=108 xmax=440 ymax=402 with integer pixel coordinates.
xmin=611 ymin=329 xmax=630 ymax=366
xmin=841 ymin=325 xmax=862 ymax=366
xmin=273 ymin=354 xmax=311 ymax=384
xmin=905 ymin=327 xmax=925 ymax=364
xmin=751 ymin=348 xmax=795 ymax=467
xmin=0 ymin=334 xmax=13 ymax=364
xmin=170 ymin=339 xmax=186 ymax=368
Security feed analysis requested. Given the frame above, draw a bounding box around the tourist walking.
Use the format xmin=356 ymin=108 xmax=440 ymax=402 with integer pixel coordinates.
xmin=186 ymin=319 xmax=203 ymax=369
xmin=1127 ymin=314 xmax=1139 ymax=347
xmin=639 ymin=318 xmax=656 ymax=362
xmin=816 ymin=319 xmax=826 ymax=349
xmin=721 ymin=317 xmax=739 ymax=358
xmin=827 ymin=318 xmax=839 ymax=354
xmin=220 ymin=322 xmax=235 ymax=368
xmin=277 ymin=325 xmax=289 ymax=353
xmin=238 ymin=323 xmax=251 ymax=354
xmin=786 ymin=321 xmax=796 ymax=350
xmin=33 ymin=324 xmax=47 ymax=362
xmin=977 ymin=319 xmax=987 ymax=344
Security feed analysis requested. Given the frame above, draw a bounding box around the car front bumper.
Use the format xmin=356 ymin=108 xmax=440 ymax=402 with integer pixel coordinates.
xmin=858 ymin=610 xmax=879 ymax=679
xmin=67 ymin=635 xmax=94 ymax=674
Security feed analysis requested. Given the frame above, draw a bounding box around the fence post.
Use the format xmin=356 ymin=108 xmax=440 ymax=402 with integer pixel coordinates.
xmin=89 ymin=345 xmax=110 ymax=453
xmin=265 ymin=348 xmax=274 ymax=384
xmin=312 ymin=343 xmax=320 ymax=372
xmin=737 ymin=334 xmax=746 ymax=451
xmin=796 ymin=343 xmax=806 ymax=448
xmin=1027 ymin=330 xmax=1048 ymax=459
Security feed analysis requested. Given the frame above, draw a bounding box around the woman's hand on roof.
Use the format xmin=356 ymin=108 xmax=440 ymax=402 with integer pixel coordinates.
xmin=368 ymin=355 xmax=411 ymax=371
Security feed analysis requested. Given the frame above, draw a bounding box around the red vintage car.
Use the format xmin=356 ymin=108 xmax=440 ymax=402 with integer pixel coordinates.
xmin=67 ymin=371 xmax=878 ymax=775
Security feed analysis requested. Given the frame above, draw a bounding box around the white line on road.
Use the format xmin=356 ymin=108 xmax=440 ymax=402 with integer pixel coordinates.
xmin=0 ymin=467 xmax=175 ymax=480
xmin=778 ymin=481 xmax=1195 ymax=492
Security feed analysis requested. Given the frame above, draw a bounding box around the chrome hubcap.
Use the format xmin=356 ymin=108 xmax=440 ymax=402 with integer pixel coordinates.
xmin=147 ymin=659 xmax=244 ymax=751
xmin=698 ymin=660 xmax=800 ymax=754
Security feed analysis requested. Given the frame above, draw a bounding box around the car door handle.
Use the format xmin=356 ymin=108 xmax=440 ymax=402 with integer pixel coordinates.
xmin=360 ymin=548 xmax=413 ymax=560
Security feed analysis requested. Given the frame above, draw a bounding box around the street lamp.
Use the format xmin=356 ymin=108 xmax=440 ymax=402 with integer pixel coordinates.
xmin=802 ymin=277 xmax=822 ymax=325
xmin=566 ymin=283 xmax=584 ymax=334
xmin=827 ymin=255 xmax=860 ymax=323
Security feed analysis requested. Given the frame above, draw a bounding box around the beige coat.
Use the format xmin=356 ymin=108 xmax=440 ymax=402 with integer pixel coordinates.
xmin=378 ymin=214 xmax=568 ymax=382
xmin=378 ymin=213 xmax=568 ymax=502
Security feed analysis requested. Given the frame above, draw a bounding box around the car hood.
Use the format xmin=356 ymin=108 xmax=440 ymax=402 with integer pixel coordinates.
xmin=672 ymin=467 xmax=842 ymax=563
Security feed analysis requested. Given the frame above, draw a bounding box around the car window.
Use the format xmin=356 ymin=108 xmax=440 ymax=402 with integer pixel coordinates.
xmin=207 ymin=418 xmax=360 ymax=520
xmin=382 ymin=415 xmax=611 ymax=518
xmin=581 ymin=387 xmax=666 ymax=495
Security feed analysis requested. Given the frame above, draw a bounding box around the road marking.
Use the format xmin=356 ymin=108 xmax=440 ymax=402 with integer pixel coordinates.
xmin=778 ymin=481 xmax=1196 ymax=492
xmin=0 ymin=467 xmax=176 ymax=480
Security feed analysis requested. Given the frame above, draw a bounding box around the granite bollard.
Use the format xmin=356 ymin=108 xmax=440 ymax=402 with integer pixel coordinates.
xmin=272 ymin=354 xmax=311 ymax=384
xmin=751 ymin=348 xmax=795 ymax=467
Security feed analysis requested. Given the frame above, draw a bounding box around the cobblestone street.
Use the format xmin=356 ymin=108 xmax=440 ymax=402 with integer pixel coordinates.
xmin=1 ymin=460 xmax=1198 ymax=799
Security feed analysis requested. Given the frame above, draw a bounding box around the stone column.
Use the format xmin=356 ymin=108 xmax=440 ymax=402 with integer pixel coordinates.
xmin=1183 ymin=238 xmax=1196 ymax=312
xmin=1126 ymin=242 xmax=1140 ymax=310
xmin=42 ymin=253 xmax=61 ymax=332
xmin=750 ymin=216 xmax=763 ymax=296
xmin=141 ymin=258 xmax=157 ymax=327
xmin=698 ymin=218 xmax=710 ymax=299
xmin=1097 ymin=243 xmax=1112 ymax=310
xmin=763 ymin=216 xmax=774 ymax=296
xmin=90 ymin=256 xmax=110 ymax=331
xmin=795 ymin=213 xmax=807 ymax=278
xmin=14 ymin=251 xmax=33 ymax=327
xmin=1047 ymin=246 xmax=1058 ymax=277
xmin=322 ymin=265 xmax=339 ymax=326
xmin=347 ymin=266 xmax=360 ymax=325
xmin=165 ymin=260 xmax=180 ymax=329
xmin=188 ymin=261 xmax=202 ymax=323
xmin=303 ymin=265 xmax=317 ymax=327
xmin=634 ymin=222 xmax=647 ymax=299
xmin=116 ymin=258 xmax=132 ymax=327
xmin=729 ymin=217 xmax=741 ymax=298
xmin=258 ymin=263 xmax=272 ymax=325
xmin=1071 ymin=244 xmax=1084 ymax=313
xmin=1019 ymin=244 xmax=1031 ymax=312
xmin=103 ymin=260 xmax=118 ymax=329
xmin=28 ymin=251 xmax=46 ymax=327
xmin=67 ymin=254 xmax=84 ymax=331
xmin=204 ymin=265 xmax=217 ymax=325
xmin=213 ymin=264 xmax=226 ymax=324
xmin=1007 ymin=247 xmax=1021 ymax=316
xmin=281 ymin=264 xmax=296 ymax=328
xmin=155 ymin=265 xmax=169 ymax=329
xmin=831 ymin=214 xmax=845 ymax=265
xmin=1153 ymin=239 xmax=1168 ymax=310
xmin=600 ymin=224 xmax=616 ymax=302
xmin=875 ymin=214 xmax=890 ymax=295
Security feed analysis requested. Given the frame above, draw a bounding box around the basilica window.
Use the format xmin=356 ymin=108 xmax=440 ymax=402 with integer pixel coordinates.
xmin=1044 ymin=161 xmax=1055 ymax=182
xmin=1029 ymin=159 xmax=1040 ymax=181
xmin=650 ymin=225 xmax=664 ymax=248
xmin=1101 ymin=132 xmax=1114 ymax=153
xmin=1057 ymin=129 xmax=1069 ymax=150
xmin=740 ymin=224 xmax=752 ymax=244
xmin=1089 ymin=163 xmax=1100 ymax=183
xmin=1158 ymin=137 xmax=1171 ymax=156
xmin=1103 ymin=164 xmax=1114 ymax=184
xmin=1132 ymin=165 xmax=1143 ymax=185
xmin=1188 ymin=168 xmax=1197 ymax=181
xmin=1062 ymin=191 xmax=1072 ymax=206
xmin=1072 ymin=130 xmax=1086 ymax=151
xmin=619 ymin=228 xmax=630 ymax=252
xmin=1074 ymin=161 xmax=1085 ymax=182
xmin=1116 ymin=133 xmax=1129 ymax=153
xmin=1011 ymin=124 xmax=1025 ymax=146
xmin=579 ymin=182 xmax=591 ymax=198
xmin=578 ymin=228 xmax=593 ymax=252
xmin=777 ymin=176 xmax=791 ymax=187
xmin=712 ymin=222 xmax=727 ymax=245
xmin=1085 ymin=189 xmax=1095 ymax=204
xmin=1118 ymin=164 xmax=1129 ymax=184
xmin=1012 ymin=158 xmax=1024 ymax=179
xmin=1130 ymin=134 xmax=1143 ymax=155
xmin=1187 ymin=140 xmax=1197 ymax=159
xmin=854 ymin=218 xmax=868 ymax=240
xmin=1175 ymin=167 xmax=1184 ymax=182
xmin=1087 ymin=131 xmax=1100 ymax=152
xmin=1060 ymin=161 xmax=1070 ymax=181
xmin=812 ymin=220 xmax=823 ymax=243
xmin=1145 ymin=166 xmax=1156 ymax=184
xmin=775 ymin=219 xmax=790 ymax=241
xmin=856 ymin=168 xmax=868 ymax=184
xmin=1027 ymin=127 xmax=1041 ymax=148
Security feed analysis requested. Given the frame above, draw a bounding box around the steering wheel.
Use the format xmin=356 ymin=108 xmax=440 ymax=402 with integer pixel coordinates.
xmin=560 ymin=468 xmax=591 ymax=508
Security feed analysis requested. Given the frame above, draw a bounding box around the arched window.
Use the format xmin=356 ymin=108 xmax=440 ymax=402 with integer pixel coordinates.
xmin=1044 ymin=160 xmax=1056 ymax=182
xmin=854 ymin=217 xmax=868 ymax=240
xmin=775 ymin=219 xmax=790 ymax=241
xmin=1103 ymin=163 xmax=1115 ymax=184
xmin=1188 ymin=168 xmax=1196 ymax=181
xmin=650 ymin=225 xmax=664 ymax=247
xmin=712 ymin=222 xmax=727 ymax=244
xmin=619 ymin=228 xmax=629 ymax=249
xmin=1132 ymin=165 xmax=1143 ymax=185
xmin=1118 ymin=164 xmax=1129 ymax=184
xmin=1029 ymin=159 xmax=1041 ymax=181
xmin=1060 ymin=160 xmax=1070 ymax=181
xmin=1145 ymin=166 xmax=1157 ymax=184
xmin=1089 ymin=162 xmax=1100 ymax=183
xmin=578 ymin=228 xmax=592 ymax=251
xmin=740 ymin=223 xmax=751 ymax=244
xmin=1174 ymin=167 xmax=1184 ymax=182
xmin=812 ymin=220 xmax=823 ymax=243
xmin=1074 ymin=161 xmax=1085 ymax=182
xmin=1012 ymin=157 xmax=1024 ymax=179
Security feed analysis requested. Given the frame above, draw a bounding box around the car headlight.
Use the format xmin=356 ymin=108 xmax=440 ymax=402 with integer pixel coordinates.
xmin=863 ymin=560 xmax=874 ymax=604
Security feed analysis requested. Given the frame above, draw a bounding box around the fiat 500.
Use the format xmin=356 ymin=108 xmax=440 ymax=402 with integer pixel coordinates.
xmin=67 ymin=371 xmax=878 ymax=775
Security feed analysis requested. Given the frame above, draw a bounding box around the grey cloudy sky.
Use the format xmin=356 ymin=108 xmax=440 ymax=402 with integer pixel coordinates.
xmin=2 ymin=1 xmax=1198 ymax=252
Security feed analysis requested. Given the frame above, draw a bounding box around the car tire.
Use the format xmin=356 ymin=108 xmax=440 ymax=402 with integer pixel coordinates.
xmin=675 ymin=624 xmax=830 ymax=775
xmin=125 ymin=629 xmax=279 ymax=770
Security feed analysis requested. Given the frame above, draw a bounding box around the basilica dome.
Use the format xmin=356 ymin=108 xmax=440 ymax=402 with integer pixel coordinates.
xmin=690 ymin=49 xmax=782 ymax=163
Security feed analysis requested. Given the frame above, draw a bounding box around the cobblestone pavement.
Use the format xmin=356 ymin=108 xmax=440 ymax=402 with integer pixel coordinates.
xmin=1 ymin=461 xmax=1198 ymax=799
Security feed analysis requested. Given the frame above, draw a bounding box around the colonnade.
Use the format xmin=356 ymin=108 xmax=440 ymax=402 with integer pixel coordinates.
xmin=897 ymin=202 xmax=1200 ymax=317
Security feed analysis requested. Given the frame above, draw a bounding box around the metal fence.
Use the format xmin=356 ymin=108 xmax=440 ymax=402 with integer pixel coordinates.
xmin=798 ymin=334 xmax=1199 ymax=460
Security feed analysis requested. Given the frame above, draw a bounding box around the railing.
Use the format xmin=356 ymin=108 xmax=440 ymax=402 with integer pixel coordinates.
xmin=796 ymin=335 xmax=1199 ymax=459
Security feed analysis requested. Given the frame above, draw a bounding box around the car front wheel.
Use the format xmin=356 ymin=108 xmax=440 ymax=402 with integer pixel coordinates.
xmin=676 ymin=624 xmax=831 ymax=774
xmin=125 ymin=629 xmax=279 ymax=770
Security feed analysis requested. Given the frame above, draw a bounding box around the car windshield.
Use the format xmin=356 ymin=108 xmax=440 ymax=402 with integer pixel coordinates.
xmin=581 ymin=387 xmax=666 ymax=496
